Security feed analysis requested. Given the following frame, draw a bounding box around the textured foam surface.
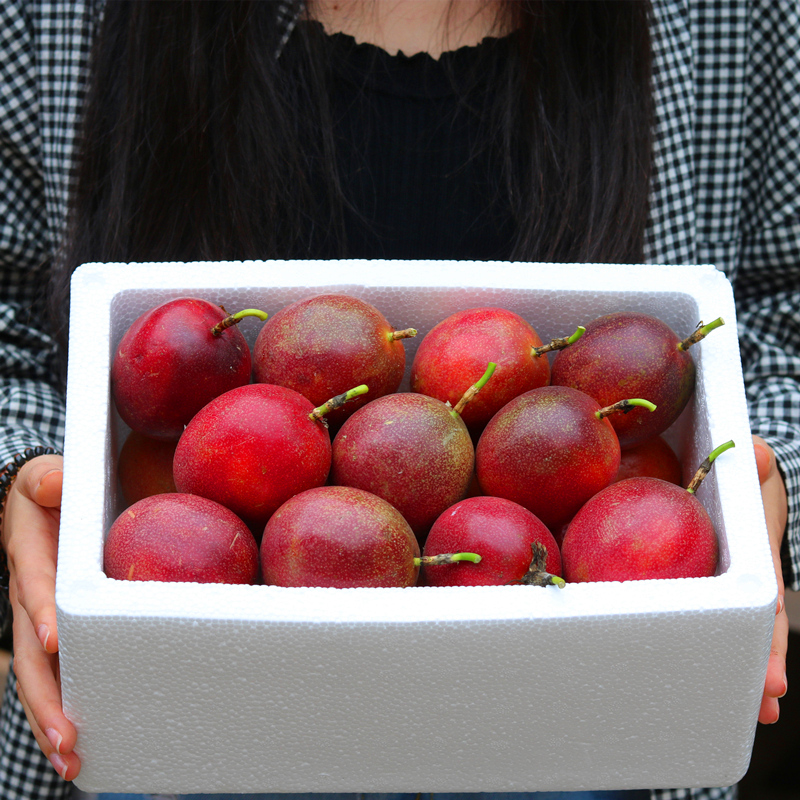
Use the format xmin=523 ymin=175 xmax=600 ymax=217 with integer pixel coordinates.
xmin=58 ymin=261 xmax=776 ymax=793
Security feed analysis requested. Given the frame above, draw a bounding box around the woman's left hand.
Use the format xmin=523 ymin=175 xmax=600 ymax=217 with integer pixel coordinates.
xmin=752 ymin=435 xmax=789 ymax=724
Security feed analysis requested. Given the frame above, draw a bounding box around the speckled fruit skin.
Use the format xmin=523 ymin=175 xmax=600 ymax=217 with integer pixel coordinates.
xmin=173 ymin=384 xmax=331 ymax=530
xmin=111 ymin=297 xmax=253 ymax=441
xmin=252 ymin=294 xmax=407 ymax=427
xmin=550 ymin=311 xmax=695 ymax=448
xmin=104 ymin=493 xmax=259 ymax=584
xmin=409 ymin=307 xmax=549 ymax=437
xmin=614 ymin=435 xmax=683 ymax=485
xmin=422 ymin=496 xmax=561 ymax=587
xmin=118 ymin=431 xmax=177 ymax=506
xmin=331 ymin=393 xmax=474 ymax=542
xmin=260 ymin=486 xmax=420 ymax=588
xmin=560 ymin=477 xmax=719 ymax=582
xmin=475 ymin=385 xmax=621 ymax=533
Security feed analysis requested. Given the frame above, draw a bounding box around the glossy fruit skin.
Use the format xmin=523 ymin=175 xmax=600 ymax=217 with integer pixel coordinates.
xmin=111 ymin=297 xmax=252 ymax=441
xmin=409 ymin=307 xmax=549 ymax=436
xmin=173 ymin=384 xmax=331 ymax=530
xmin=475 ymin=385 xmax=621 ymax=533
xmin=260 ymin=486 xmax=420 ymax=588
xmin=331 ymin=393 xmax=474 ymax=542
xmin=614 ymin=435 xmax=683 ymax=485
xmin=561 ymin=477 xmax=718 ymax=582
xmin=422 ymin=496 xmax=561 ymax=587
xmin=550 ymin=311 xmax=695 ymax=448
xmin=118 ymin=431 xmax=177 ymax=506
xmin=252 ymin=294 xmax=407 ymax=427
xmin=104 ymin=493 xmax=259 ymax=584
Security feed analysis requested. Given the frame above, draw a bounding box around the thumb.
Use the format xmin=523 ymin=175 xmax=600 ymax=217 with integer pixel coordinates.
xmin=16 ymin=455 xmax=63 ymax=508
xmin=753 ymin=435 xmax=774 ymax=485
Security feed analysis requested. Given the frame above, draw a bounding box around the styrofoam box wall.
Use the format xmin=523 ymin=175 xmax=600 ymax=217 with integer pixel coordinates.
xmin=58 ymin=260 xmax=777 ymax=795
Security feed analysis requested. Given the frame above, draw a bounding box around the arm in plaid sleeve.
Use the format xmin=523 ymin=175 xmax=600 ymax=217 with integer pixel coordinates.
xmin=0 ymin=2 xmax=94 ymax=796
xmin=737 ymin=283 xmax=800 ymax=593
xmin=0 ymin=0 xmax=69 ymax=598
xmin=0 ymin=0 xmax=68 ymax=457
xmin=734 ymin=0 xmax=800 ymax=592
xmin=1 ymin=0 xmax=74 ymax=610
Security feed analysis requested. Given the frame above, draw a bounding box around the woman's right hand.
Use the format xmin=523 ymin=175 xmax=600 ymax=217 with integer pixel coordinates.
xmin=1 ymin=454 xmax=82 ymax=781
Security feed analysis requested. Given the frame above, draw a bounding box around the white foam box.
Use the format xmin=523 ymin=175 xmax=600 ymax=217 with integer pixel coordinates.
xmin=58 ymin=260 xmax=777 ymax=795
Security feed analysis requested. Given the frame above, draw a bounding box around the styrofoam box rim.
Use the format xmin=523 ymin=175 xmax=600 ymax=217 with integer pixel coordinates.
xmin=57 ymin=260 xmax=777 ymax=624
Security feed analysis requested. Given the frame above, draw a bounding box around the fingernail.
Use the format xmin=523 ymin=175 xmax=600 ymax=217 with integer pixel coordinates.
xmin=35 ymin=468 xmax=63 ymax=494
xmin=780 ymin=672 xmax=788 ymax=698
xmin=777 ymin=595 xmax=785 ymax=615
xmin=48 ymin=751 xmax=68 ymax=780
xmin=37 ymin=624 xmax=50 ymax=651
xmin=39 ymin=467 xmax=62 ymax=482
xmin=45 ymin=728 xmax=62 ymax=754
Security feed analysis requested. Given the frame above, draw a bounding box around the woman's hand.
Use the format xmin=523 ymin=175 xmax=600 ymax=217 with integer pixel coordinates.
xmin=752 ymin=435 xmax=789 ymax=724
xmin=1 ymin=454 xmax=81 ymax=780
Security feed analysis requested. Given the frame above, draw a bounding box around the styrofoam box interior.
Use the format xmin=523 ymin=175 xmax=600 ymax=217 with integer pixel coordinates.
xmin=58 ymin=260 xmax=777 ymax=795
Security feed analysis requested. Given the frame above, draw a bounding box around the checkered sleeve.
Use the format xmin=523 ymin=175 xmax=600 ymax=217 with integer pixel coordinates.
xmin=1 ymin=4 xmax=91 ymax=793
xmin=732 ymin=0 xmax=800 ymax=592
xmin=652 ymin=788 xmax=736 ymax=800
xmin=0 ymin=665 xmax=72 ymax=799
xmin=0 ymin=0 xmax=69 ymax=596
xmin=0 ymin=0 xmax=81 ymax=439
xmin=0 ymin=297 xmax=67 ymax=468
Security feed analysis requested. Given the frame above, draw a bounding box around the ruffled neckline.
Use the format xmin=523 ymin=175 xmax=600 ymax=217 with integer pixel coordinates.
xmin=303 ymin=19 xmax=513 ymax=99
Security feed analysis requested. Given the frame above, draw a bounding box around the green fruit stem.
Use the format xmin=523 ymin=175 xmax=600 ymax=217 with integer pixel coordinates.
xmin=308 ymin=385 xmax=369 ymax=424
xmin=451 ymin=362 xmax=497 ymax=418
xmin=390 ymin=328 xmax=418 ymax=341
xmin=519 ymin=542 xmax=566 ymax=588
xmin=678 ymin=316 xmax=725 ymax=351
xmin=211 ymin=308 xmax=269 ymax=337
xmin=415 ymin=553 xmax=483 ymax=566
xmin=687 ymin=439 xmax=735 ymax=494
xmin=595 ymin=398 xmax=657 ymax=419
xmin=531 ymin=325 xmax=586 ymax=358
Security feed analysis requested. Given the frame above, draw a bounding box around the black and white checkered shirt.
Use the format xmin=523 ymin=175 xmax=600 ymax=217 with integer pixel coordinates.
xmin=2 ymin=1 xmax=799 ymax=798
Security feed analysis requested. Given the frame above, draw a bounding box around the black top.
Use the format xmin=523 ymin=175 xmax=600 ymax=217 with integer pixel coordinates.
xmin=321 ymin=27 xmax=518 ymax=261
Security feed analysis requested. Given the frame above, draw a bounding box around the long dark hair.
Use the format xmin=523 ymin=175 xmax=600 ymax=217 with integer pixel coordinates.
xmin=52 ymin=0 xmax=653 ymax=345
